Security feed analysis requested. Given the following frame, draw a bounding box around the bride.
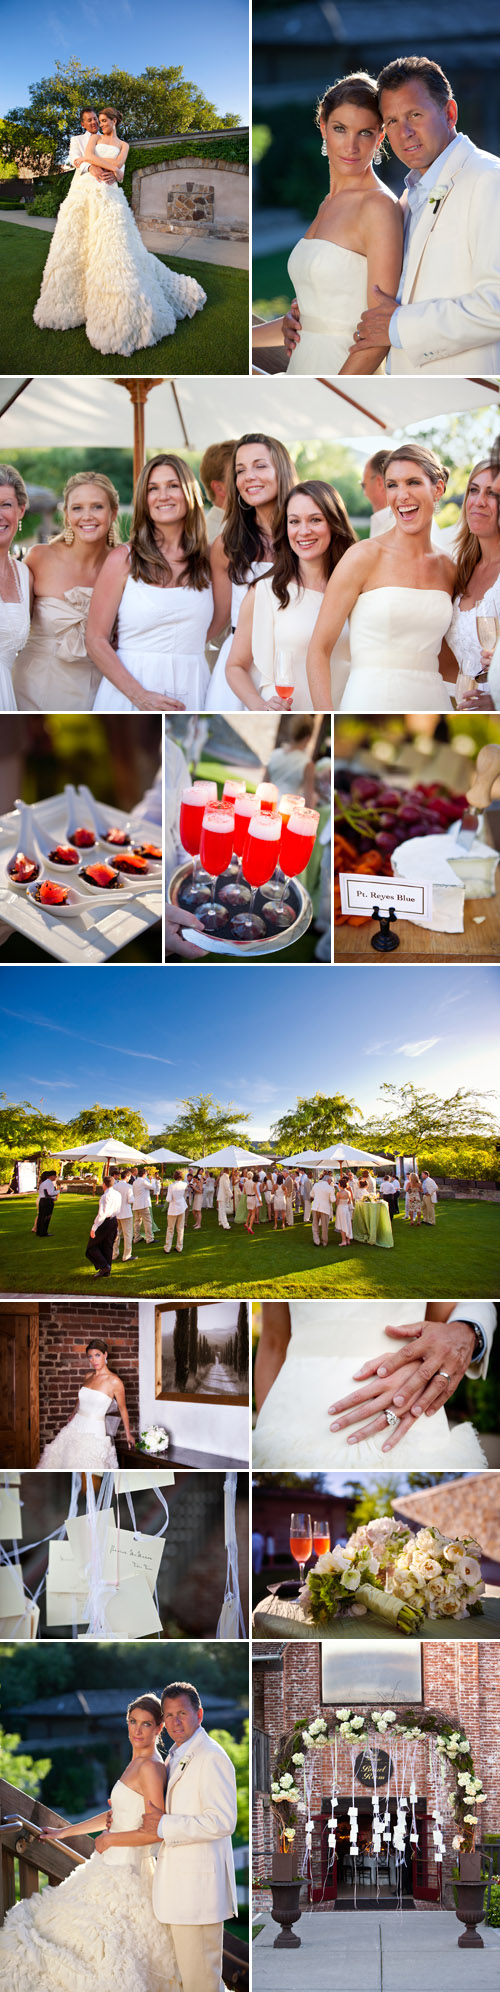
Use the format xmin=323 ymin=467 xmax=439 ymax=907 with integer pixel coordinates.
xmin=307 ymin=443 xmax=457 ymax=711
xmin=0 ymin=1694 xmax=180 ymax=1991
xmin=39 ymin=1336 xmax=132 ymax=1468
xmin=33 ymin=106 xmax=206 ymax=358
xmin=252 ymin=71 xmax=402 ymax=376
xmin=253 ymin=1299 xmax=495 ymax=1469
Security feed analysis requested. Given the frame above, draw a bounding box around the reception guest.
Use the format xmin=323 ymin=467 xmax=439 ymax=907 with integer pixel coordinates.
xmin=112 ymin=1171 xmax=135 ymax=1263
xmin=85 ymin=1173 xmax=121 ymax=1276
xmin=421 ymin=1167 xmax=439 ymax=1224
xmin=34 ymin=1169 xmax=60 ymax=1237
xmin=132 ymin=1166 xmax=154 ymax=1244
xmin=164 ymin=1173 xmax=187 ymax=1253
xmin=311 ymin=1172 xmax=334 ymax=1247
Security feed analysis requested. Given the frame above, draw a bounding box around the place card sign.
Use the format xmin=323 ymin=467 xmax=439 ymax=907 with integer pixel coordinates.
xmin=339 ymin=874 xmax=433 ymax=922
xmin=355 ymin=1749 xmax=393 ymax=1790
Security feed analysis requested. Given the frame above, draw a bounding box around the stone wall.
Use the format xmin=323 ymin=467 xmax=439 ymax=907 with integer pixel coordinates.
xmin=132 ymin=157 xmax=248 ymax=239
xmin=38 ymin=1301 xmax=139 ymax=1448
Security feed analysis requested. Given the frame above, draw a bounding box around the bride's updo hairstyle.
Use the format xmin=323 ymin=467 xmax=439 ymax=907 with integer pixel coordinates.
xmin=223 ymin=433 xmax=297 ymax=585
xmin=53 ymin=472 xmax=121 ymax=547
xmin=454 ymin=458 xmax=500 ymax=599
xmin=384 ymin=443 xmax=449 ymax=498
xmin=86 ymin=1338 xmax=109 ymax=1356
xmin=316 ymin=72 xmax=384 ymax=161
xmin=127 ymin=1694 xmax=163 ymax=1724
xmin=130 ymin=454 xmax=210 ymax=591
xmin=270 ymin=479 xmax=356 ymax=609
xmin=100 ymin=105 xmax=122 ymax=128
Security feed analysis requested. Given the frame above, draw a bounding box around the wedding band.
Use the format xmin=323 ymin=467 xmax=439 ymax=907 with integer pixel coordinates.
xmin=385 ymin=1409 xmax=399 ymax=1429
xmin=439 ymin=1370 xmax=450 ymax=1381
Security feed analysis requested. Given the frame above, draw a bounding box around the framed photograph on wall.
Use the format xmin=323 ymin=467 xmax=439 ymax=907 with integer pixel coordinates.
xmin=155 ymin=1301 xmax=249 ymax=1406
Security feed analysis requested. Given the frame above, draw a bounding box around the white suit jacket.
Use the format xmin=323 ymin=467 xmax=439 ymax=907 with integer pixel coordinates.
xmin=152 ymin=1727 xmax=238 ymax=1925
xmin=63 ymin=132 xmax=124 ymax=182
xmin=389 ymin=134 xmax=500 ymax=373
xmin=449 ymin=1300 xmax=496 ymax=1382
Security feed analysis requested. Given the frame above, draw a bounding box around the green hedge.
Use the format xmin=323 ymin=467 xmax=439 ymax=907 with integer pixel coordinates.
xmin=124 ymin=133 xmax=248 ymax=202
xmin=31 ymin=177 xmax=69 ymax=217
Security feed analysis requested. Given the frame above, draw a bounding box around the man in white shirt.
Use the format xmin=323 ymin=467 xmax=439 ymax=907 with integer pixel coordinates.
xmin=132 ymin=1166 xmax=154 ymax=1245
xmin=165 ymin=1173 xmax=188 ymax=1254
xmin=363 ymin=452 xmax=391 ymax=533
xmin=199 ymin=440 xmax=237 ymax=545
xmin=216 ymin=1170 xmax=232 ymax=1230
xmin=145 ymin=1680 xmax=238 ymax=1992
xmin=112 ymin=1171 xmax=135 ymax=1263
xmin=85 ymin=1172 xmax=121 ymax=1276
xmin=311 ymin=1173 xmax=334 ymax=1248
xmin=381 ymin=1174 xmax=401 ymax=1224
xmin=421 ymin=1168 xmax=439 ymax=1224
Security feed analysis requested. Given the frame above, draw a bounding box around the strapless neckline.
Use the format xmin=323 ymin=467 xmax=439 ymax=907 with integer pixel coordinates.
xmin=299 ymin=236 xmax=366 ymax=264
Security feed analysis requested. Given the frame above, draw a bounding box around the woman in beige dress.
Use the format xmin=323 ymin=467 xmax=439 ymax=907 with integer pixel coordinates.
xmin=13 ymin=471 xmax=120 ymax=711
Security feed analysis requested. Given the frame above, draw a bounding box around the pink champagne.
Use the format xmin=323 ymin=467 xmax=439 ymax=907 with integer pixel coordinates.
xmin=233 ymin=793 xmax=259 ymax=856
xmin=179 ymin=782 xmax=217 ymax=858
xmin=279 ymin=807 xmax=319 ymax=878
xmin=200 ymin=806 xmax=235 ymax=878
xmin=242 ymin=811 xmax=282 ymax=888
xmin=256 ymin=781 xmax=279 ymax=815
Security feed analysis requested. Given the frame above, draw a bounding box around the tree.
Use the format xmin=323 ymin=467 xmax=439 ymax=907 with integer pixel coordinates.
xmin=237 ymin=1303 xmax=249 ymax=1380
xmin=209 ymin=1721 xmax=249 ymax=1841
xmin=0 ymin=114 xmax=56 ymax=177
xmin=173 ymin=1307 xmax=190 ymax=1391
xmin=4 ymin=60 xmax=240 ymax=169
xmin=157 ymin=1093 xmax=251 ymax=1160
xmin=0 ymin=1095 xmax=66 ymax=1156
xmin=0 ymin=1718 xmax=51 ymax=1798
xmin=364 ymin=1082 xmax=499 ymax=1154
xmin=270 ymin=1091 xmax=361 ymax=1154
xmin=188 ymin=1306 xmax=198 ymax=1378
xmin=66 ymin=1105 xmax=149 ymax=1148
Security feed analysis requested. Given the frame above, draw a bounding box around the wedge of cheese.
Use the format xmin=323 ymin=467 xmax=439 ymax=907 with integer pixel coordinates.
xmin=391 ymin=832 xmax=498 ymax=932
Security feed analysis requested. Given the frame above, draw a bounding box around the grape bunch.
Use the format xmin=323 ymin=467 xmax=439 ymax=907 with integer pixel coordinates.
xmin=334 ymin=773 xmax=470 ymax=859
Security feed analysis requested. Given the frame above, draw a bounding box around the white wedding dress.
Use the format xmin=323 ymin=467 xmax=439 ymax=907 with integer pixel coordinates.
xmin=252 ymin=1300 xmax=488 ymax=1469
xmin=339 ymin=587 xmax=453 ymax=712
xmin=33 ymin=143 xmax=206 ymax=356
xmin=93 ymin=575 xmax=213 ymax=711
xmin=0 ymin=560 xmax=31 ymax=710
xmin=0 ymin=1779 xmax=180 ymax=1991
xmin=286 ymin=238 xmax=367 ymax=375
xmin=39 ymin=1387 xmax=118 ymax=1469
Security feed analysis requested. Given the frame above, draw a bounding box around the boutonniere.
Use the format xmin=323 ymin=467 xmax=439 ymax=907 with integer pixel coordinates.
xmin=428 ymin=186 xmax=447 ymax=213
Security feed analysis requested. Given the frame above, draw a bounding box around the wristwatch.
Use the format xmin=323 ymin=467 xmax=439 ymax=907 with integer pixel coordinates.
xmin=448 ymin=1311 xmax=488 ymax=1369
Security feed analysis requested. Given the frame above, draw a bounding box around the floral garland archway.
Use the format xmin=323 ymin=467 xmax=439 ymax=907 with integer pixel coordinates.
xmin=270 ymin=1706 xmax=487 ymax=1890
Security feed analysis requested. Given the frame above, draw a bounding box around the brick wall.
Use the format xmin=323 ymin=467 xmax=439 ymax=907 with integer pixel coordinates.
xmin=38 ymin=1303 xmax=139 ymax=1448
xmin=252 ymin=1640 xmax=500 ymax=1886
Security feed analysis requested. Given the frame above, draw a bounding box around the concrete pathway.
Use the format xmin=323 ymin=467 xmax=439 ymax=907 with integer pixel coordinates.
xmin=253 ymin=1909 xmax=500 ymax=1991
xmin=0 ymin=209 xmax=248 ymax=266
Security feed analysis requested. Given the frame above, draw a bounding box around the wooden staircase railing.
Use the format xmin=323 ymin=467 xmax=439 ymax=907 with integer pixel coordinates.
xmin=0 ymin=1777 xmax=95 ymax=1926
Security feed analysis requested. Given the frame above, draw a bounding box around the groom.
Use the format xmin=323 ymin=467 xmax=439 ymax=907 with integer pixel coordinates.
xmin=285 ymin=54 xmax=500 ymax=374
xmin=63 ymin=106 xmax=124 ymax=187
xmin=144 ymin=1679 xmax=238 ymax=1992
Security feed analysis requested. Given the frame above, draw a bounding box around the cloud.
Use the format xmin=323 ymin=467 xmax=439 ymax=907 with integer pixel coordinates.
xmin=395 ymin=1038 xmax=441 ymax=1058
xmin=363 ymin=1039 xmax=394 ymax=1055
xmin=47 ymin=11 xmax=71 ymax=47
xmin=0 ymin=1007 xmax=175 ymax=1066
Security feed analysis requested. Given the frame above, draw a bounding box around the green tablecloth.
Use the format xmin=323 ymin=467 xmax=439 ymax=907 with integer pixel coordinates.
xmin=352 ymin=1198 xmax=393 ymax=1249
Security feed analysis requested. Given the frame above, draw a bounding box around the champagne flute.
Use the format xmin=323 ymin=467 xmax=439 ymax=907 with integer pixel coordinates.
xmin=260 ymin=793 xmax=305 ymax=900
xmin=265 ymin=807 xmax=319 ymax=932
xmin=290 ymin=1511 xmax=312 ymax=1584
xmin=231 ymin=809 xmax=282 ymax=941
xmin=255 ymin=781 xmax=279 ymax=815
xmin=198 ymin=803 xmax=235 ymax=933
xmin=476 ymin=609 xmax=499 ymax=683
xmin=312 ymin=1519 xmax=330 ymax=1558
xmin=179 ymin=781 xmax=217 ymax=905
xmin=274 ymin=649 xmax=295 ymax=706
xmin=219 ymin=792 xmax=258 ymax=909
xmin=219 ymin=779 xmax=248 ymax=900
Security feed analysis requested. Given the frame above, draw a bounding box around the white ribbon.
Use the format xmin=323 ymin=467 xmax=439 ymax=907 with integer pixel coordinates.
xmin=216 ymin=1472 xmax=246 ymax=1640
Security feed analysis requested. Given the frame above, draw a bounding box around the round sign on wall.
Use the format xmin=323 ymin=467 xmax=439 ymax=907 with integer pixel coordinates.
xmin=354 ymin=1749 xmax=393 ymax=1790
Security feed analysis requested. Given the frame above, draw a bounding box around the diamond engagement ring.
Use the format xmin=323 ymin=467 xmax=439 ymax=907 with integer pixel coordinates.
xmin=385 ymin=1409 xmax=399 ymax=1429
xmin=438 ymin=1370 xmax=451 ymax=1382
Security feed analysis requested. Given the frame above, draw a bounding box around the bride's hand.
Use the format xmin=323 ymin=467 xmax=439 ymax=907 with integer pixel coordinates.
xmin=351 ymin=1318 xmax=477 ymax=1442
xmin=327 ymin=1358 xmax=425 ymax=1449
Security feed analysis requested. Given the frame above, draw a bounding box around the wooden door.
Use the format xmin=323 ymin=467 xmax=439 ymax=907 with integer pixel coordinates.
xmin=0 ymin=1306 xmax=39 ymax=1466
xmin=412 ymin=1811 xmax=441 ymax=1902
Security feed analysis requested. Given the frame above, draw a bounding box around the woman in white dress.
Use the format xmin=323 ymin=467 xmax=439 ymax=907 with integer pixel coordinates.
xmin=13 ymin=472 xmax=120 ymax=712
xmin=252 ymin=71 xmax=402 ymax=377
xmin=440 ymin=458 xmax=500 ymax=709
xmin=0 ymin=465 xmax=32 ymax=710
xmin=335 ymin=1176 xmax=353 ymax=1247
xmin=205 ymin=433 xmax=297 ymax=711
xmin=253 ymin=1300 xmax=495 ymax=1470
xmin=307 ymin=444 xmax=457 ymax=712
xmin=226 ymin=481 xmax=355 ymax=711
xmin=0 ymin=1694 xmax=180 ymax=1992
xmin=33 ymin=105 xmax=206 ymax=358
xmin=38 ymin=1335 xmax=133 ymax=1468
xmin=88 ymin=456 xmax=216 ymax=712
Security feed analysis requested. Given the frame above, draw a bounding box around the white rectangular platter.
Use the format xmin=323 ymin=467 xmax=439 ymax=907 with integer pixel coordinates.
xmin=0 ymin=792 xmax=162 ymax=964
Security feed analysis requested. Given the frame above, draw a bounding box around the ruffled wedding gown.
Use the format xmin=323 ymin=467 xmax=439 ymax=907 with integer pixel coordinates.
xmin=33 ymin=143 xmax=206 ymax=356
xmin=286 ymin=239 xmax=367 ymax=375
xmin=0 ymin=560 xmax=31 ymax=711
xmin=339 ymin=587 xmax=453 ymax=712
xmin=93 ymin=574 xmax=213 ymax=712
xmin=252 ymin=1300 xmax=488 ymax=1469
xmin=39 ymin=1387 xmax=118 ymax=1469
xmin=0 ymin=1779 xmax=180 ymax=1991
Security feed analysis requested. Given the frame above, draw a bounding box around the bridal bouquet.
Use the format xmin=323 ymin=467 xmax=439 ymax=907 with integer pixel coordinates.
xmin=138 ymin=1425 xmax=170 ymax=1454
xmin=302 ymin=1517 xmax=485 ymax=1635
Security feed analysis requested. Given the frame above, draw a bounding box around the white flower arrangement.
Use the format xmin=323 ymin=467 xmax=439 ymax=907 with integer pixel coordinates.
xmin=138 ymin=1425 xmax=170 ymax=1453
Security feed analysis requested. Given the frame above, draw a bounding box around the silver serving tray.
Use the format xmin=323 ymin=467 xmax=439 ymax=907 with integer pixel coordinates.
xmin=168 ymin=860 xmax=313 ymax=957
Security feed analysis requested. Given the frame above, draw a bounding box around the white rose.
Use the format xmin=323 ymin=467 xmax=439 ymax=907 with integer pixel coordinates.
xmin=341 ymin=1570 xmax=361 ymax=1591
xmin=330 ymin=1546 xmax=351 ymax=1573
xmin=292 ymin=1753 xmax=305 ymax=1766
xmin=335 ymin=1708 xmax=351 ymax=1721
xmin=456 ymin=1556 xmax=482 ymax=1587
xmin=452 ymin=1836 xmax=463 ymax=1851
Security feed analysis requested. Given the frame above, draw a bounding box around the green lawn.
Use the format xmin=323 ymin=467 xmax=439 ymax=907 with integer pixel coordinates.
xmin=1 ymin=1196 xmax=498 ymax=1299
xmin=252 ymin=247 xmax=294 ymax=320
xmin=0 ymin=222 xmax=249 ymax=374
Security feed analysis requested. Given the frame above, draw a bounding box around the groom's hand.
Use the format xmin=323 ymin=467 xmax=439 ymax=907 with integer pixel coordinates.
xmin=142 ymin=1800 xmax=164 ymax=1836
xmin=355 ymin=287 xmax=399 ymax=346
xmin=282 ymin=299 xmax=301 ymax=356
xmin=352 ymin=1319 xmax=477 ymax=1447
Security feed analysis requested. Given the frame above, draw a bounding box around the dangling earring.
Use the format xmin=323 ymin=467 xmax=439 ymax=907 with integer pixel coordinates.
xmin=64 ymin=524 xmax=75 ymax=546
xmin=237 ymin=491 xmax=253 ymax=513
xmin=17 ymin=520 xmax=22 ymax=533
xmin=107 ymin=525 xmax=115 ymax=546
xmin=321 ymin=138 xmax=327 ymax=157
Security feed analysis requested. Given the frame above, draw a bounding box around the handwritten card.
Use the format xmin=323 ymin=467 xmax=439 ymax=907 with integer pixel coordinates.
xmin=66 ymin=1510 xmax=117 ymax=1570
xmin=338 ymin=874 xmax=433 ymax=921
xmin=48 ymin=1541 xmax=87 ymax=1591
xmin=0 ymin=1604 xmax=36 ymax=1639
xmin=116 ymin=1471 xmax=175 ymax=1492
xmin=0 ymin=1488 xmax=23 ymax=1538
xmin=103 ymin=1530 xmax=165 ymax=1596
xmin=102 ymin=1573 xmax=163 ymax=1638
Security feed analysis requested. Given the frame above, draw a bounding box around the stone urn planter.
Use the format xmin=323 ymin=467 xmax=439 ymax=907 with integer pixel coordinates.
xmin=456 ymin=1851 xmax=485 ymax=1948
xmin=270 ymin=1850 xmax=303 ymax=1948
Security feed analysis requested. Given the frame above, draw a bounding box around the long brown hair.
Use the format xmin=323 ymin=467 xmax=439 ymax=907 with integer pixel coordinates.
xmin=270 ymin=480 xmax=356 ymax=609
xmin=222 ymin=434 xmax=297 ymax=585
xmin=130 ymin=455 xmax=210 ymax=590
xmin=453 ymin=459 xmax=500 ymax=598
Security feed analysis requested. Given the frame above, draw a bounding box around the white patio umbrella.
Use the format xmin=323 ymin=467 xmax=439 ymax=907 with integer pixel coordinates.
xmin=278 ymin=1151 xmax=325 ymax=1167
xmin=50 ymin=1138 xmax=151 ymax=1162
xmin=193 ymin=1144 xmax=271 ymax=1167
xmin=146 ymin=1146 xmax=191 ymax=1163
xmin=319 ymin=1142 xmax=395 ymax=1167
xmin=0 ymin=374 xmax=498 ymax=452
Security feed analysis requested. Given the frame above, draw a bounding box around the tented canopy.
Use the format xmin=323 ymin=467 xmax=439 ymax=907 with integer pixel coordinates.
xmin=193 ymin=1145 xmax=271 ymax=1167
xmin=319 ymin=1142 xmax=395 ymax=1167
xmin=146 ymin=1146 xmax=191 ymax=1163
xmin=50 ymin=1138 xmax=151 ymax=1162
xmin=279 ymin=1151 xmax=325 ymax=1167
xmin=0 ymin=374 xmax=497 ymax=450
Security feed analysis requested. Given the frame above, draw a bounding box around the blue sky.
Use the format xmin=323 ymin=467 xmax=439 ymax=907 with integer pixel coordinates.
xmin=1 ymin=965 xmax=499 ymax=1141
xmin=0 ymin=2 xmax=248 ymax=122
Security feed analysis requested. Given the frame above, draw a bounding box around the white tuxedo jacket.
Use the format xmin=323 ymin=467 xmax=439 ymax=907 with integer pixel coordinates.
xmin=152 ymin=1727 xmax=238 ymax=1925
xmin=389 ymin=134 xmax=500 ymax=374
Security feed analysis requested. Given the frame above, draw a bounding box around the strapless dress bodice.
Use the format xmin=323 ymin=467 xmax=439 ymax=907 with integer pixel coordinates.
xmin=117 ymin=575 xmax=213 ymax=654
xmin=339 ymin=586 xmax=453 ymax=713
xmin=286 ymin=238 xmax=367 ymax=375
xmin=286 ymin=1299 xmax=427 ymax=1361
xmin=76 ymin=1385 xmax=113 ymax=1430
xmin=104 ymin=1778 xmax=147 ymax=1870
